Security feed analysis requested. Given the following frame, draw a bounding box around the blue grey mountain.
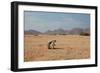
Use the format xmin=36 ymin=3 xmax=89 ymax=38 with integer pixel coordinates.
xmin=25 ymin=28 xmax=90 ymax=35
xmin=25 ymin=30 xmax=42 ymax=35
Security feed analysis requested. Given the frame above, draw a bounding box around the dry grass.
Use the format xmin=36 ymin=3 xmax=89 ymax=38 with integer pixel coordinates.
xmin=24 ymin=35 xmax=90 ymax=62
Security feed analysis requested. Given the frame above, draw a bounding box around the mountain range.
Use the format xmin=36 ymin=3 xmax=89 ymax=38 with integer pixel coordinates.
xmin=25 ymin=28 xmax=90 ymax=35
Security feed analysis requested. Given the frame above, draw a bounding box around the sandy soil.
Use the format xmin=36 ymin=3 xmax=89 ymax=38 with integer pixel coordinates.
xmin=24 ymin=35 xmax=90 ymax=62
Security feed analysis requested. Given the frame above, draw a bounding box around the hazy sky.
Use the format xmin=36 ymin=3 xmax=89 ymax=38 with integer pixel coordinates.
xmin=24 ymin=11 xmax=90 ymax=32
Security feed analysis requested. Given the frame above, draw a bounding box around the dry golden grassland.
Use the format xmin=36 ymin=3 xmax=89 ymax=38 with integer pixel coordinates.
xmin=24 ymin=35 xmax=90 ymax=62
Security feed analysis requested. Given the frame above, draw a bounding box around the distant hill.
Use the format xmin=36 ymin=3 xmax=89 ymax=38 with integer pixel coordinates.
xmin=25 ymin=30 xmax=42 ymax=35
xmin=25 ymin=28 xmax=90 ymax=35
xmin=83 ymin=28 xmax=90 ymax=34
xmin=69 ymin=28 xmax=83 ymax=35
xmin=44 ymin=28 xmax=90 ymax=35
xmin=44 ymin=28 xmax=68 ymax=35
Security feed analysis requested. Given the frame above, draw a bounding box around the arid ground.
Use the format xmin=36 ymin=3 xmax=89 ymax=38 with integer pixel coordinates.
xmin=24 ymin=35 xmax=90 ymax=62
